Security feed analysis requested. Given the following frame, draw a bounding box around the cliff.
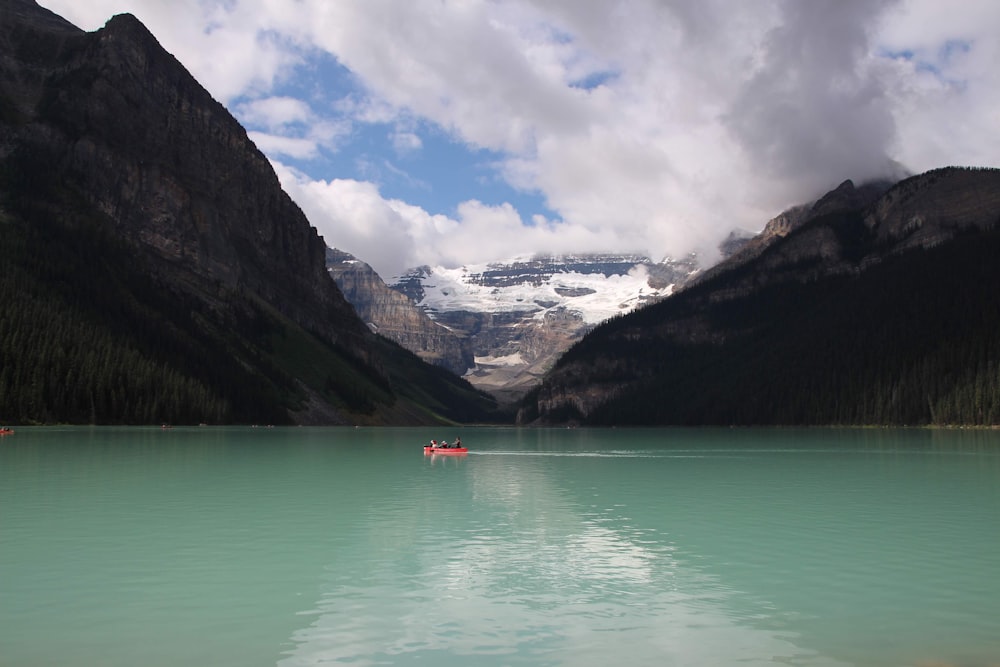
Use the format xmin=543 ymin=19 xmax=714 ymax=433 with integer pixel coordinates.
xmin=326 ymin=248 xmax=474 ymax=375
xmin=6 ymin=8 xmax=363 ymax=342
xmin=0 ymin=0 xmax=496 ymax=425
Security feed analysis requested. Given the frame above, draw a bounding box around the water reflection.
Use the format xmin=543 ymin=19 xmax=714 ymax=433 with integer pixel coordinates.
xmin=278 ymin=441 xmax=850 ymax=667
xmin=7 ymin=427 xmax=991 ymax=666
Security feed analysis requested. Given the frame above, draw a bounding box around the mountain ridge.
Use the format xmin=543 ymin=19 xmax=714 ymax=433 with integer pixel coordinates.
xmin=0 ymin=0 xmax=496 ymax=425
xmin=522 ymin=166 xmax=1000 ymax=426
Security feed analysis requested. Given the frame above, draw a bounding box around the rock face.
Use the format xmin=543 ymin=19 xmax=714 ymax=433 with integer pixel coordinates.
xmin=410 ymin=304 xmax=583 ymax=405
xmin=524 ymin=166 xmax=1000 ymax=426
xmin=0 ymin=1 xmax=496 ymax=425
xmin=692 ymin=178 xmax=894 ymax=290
xmin=1 ymin=3 xmax=364 ymax=345
xmin=865 ymin=167 xmax=1000 ymax=251
xmin=330 ymin=251 xmax=703 ymax=403
xmin=326 ymin=248 xmax=474 ymax=375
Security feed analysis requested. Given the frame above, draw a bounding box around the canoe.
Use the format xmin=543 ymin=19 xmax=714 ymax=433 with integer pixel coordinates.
xmin=424 ymin=446 xmax=468 ymax=454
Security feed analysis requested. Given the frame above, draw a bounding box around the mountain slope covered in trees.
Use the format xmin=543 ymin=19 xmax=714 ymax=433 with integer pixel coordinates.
xmin=522 ymin=168 xmax=1000 ymax=426
xmin=0 ymin=0 xmax=496 ymax=425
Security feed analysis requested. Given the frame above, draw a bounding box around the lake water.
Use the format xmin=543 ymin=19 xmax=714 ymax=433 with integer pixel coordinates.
xmin=1 ymin=426 xmax=998 ymax=667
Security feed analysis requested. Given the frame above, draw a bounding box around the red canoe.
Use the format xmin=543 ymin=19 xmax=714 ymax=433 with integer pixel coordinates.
xmin=424 ymin=446 xmax=468 ymax=454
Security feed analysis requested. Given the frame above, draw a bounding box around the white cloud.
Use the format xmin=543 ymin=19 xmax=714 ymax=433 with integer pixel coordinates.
xmin=723 ymin=1 xmax=901 ymax=202
xmin=876 ymin=0 xmax=1000 ymax=173
xmin=39 ymin=0 xmax=1000 ymax=279
xmin=272 ymin=167 xmax=419 ymax=280
xmin=248 ymin=132 xmax=319 ymax=160
xmin=273 ymin=162 xmax=617 ymax=280
xmin=238 ymin=96 xmax=313 ymax=129
xmin=237 ymin=97 xmax=349 ymax=159
xmin=390 ymin=131 xmax=423 ymax=155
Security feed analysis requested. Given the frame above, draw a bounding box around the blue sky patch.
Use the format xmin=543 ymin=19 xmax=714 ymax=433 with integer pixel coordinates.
xmin=236 ymin=51 xmax=555 ymax=222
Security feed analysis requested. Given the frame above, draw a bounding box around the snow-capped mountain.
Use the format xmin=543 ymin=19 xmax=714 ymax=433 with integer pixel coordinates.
xmin=393 ymin=254 xmax=693 ymax=325
xmin=384 ymin=254 xmax=702 ymax=402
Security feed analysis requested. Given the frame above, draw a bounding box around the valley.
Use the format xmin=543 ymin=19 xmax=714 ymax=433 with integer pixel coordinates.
xmin=329 ymin=252 xmax=702 ymax=403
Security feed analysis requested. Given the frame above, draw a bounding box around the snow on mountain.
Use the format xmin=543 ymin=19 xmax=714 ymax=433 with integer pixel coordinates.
xmin=383 ymin=254 xmax=701 ymax=403
xmin=415 ymin=265 xmax=663 ymax=324
xmin=393 ymin=254 xmax=697 ymax=325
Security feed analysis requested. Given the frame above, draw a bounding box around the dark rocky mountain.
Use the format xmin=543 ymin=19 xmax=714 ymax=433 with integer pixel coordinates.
xmin=0 ymin=0 xmax=496 ymax=425
xmin=522 ymin=167 xmax=1000 ymax=426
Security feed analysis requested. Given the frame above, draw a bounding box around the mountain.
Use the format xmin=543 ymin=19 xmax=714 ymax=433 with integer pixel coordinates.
xmin=0 ymin=0 xmax=496 ymax=425
xmin=521 ymin=167 xmax=1000 ymax=426
xmin=326 ymin=248 xmax=474 ymax=375
xmin=328 ymin=252 xmax=701 ymax=404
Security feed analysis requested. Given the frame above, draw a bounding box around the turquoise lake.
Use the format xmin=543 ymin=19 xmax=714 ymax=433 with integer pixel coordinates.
xmin=1 ymin=426 xmax=998 ymax=666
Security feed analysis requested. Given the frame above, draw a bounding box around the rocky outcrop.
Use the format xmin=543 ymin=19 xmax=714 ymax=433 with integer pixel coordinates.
xmin=865 ymin=167 xmax=1000 ymax=251
xmin=736 ymin=170 xmax=999 ymax=288
xmin=692 ymin=178 xmax=893 ymax=291
xmin=326 ymin=248 xmax=474 ymax=375
xmin=432 ymin=306 xmax=590 ymax=404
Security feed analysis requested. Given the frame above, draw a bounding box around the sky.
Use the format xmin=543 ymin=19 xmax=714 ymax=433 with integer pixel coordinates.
xmin=40 ymin=0 xmax=1000 ymax=280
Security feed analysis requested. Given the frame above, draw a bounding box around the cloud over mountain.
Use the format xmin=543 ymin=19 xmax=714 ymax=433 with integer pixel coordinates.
xmin=42 ymin=0 xmax=1000 ymax=279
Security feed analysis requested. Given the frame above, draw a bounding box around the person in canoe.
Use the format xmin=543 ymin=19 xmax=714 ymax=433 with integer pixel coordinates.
xmin=454 ymin=436 xmax=462 ymax=448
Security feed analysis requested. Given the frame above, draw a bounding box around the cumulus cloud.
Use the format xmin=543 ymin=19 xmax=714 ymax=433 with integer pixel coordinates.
xmin=237 ymin=97 xmax=349 ymax=160
xmin=40 ymin=0 xmax=1000 ymax=278
xmin=390 ymin=131 xmax=422 ymax=156
xmin=273 ymin=162 xmax=619 ymax=279
xmin=238 ymin=96 xmax=313 ymax=129
xmin=877 ymin=0 xmax=1000 ymax=173
xmin=723 ymin=1 xmax=901 ymax=202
